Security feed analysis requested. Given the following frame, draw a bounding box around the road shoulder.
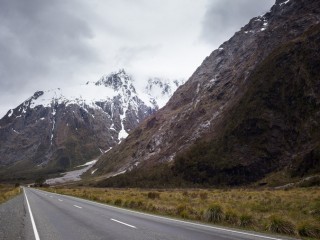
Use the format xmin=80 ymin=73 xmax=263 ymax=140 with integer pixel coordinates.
xmin=0 ymin=192 xmax=33 ymax=240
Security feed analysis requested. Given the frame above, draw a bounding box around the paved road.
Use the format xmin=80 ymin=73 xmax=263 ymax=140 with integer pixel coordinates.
xmin=0 ymin=193 xmax=33 ymax=240
xmin=23 ymin=188 xmax=297 ymax=240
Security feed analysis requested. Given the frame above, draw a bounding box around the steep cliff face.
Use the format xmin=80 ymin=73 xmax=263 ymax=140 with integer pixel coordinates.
xmin=0 ymin=70 xmax=182 ymax=180
xmin=94 ymin=0 xmax=320 ymax=186
xmin=171 ymin=24 xmax=320 ymax=186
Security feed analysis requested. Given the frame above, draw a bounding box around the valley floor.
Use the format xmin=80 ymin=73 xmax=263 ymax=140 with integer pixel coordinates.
xmin=42 ymin=187 xmax=320 ymax=239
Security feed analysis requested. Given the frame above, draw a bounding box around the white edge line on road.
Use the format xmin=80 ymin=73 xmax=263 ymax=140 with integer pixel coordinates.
xmin=58 ymin=199 xmax=63 ymax=202
xmin=73 ymin=205 xmax=82 ymax=209
xmin=24 ymin=189 xmax=40 ymax=240
xmin=35 ymin=189 xmax=287 ymax=240
xmin=111 ymin=218 xmax=136 ymax=229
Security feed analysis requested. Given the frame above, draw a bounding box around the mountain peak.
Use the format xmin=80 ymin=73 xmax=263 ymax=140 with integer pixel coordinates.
xmin=0 ymin=69 xmax=184 ymax=179
xmin=95 ymin=69 xmax=133 ymax=91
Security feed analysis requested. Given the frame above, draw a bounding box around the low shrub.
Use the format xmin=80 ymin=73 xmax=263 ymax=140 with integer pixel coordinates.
xmin=225 ymin=209 xmax=238 ymax=225
xmin=298 ymin=222 xmax=320 ymax=238
xmin=114 ymin=199 xmax=122 ymax=206
xmin=205 ymin=204 xmax=224 ymax=223
xmin=239 ymin=214 xmax=254 ymax=227
xmin=137 ymin=200 xmax=144 ymax=208
xmin=267 ymin=215 xmax=295 ymax=235
xmin=310 ymin=201 xmax=320 ymax=217
xmin=179 ymin=210 xmax=189 ymax=219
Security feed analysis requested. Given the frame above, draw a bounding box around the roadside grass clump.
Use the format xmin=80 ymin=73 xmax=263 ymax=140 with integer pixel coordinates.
xmin=224 ymin=209 xmax=238 ymax=225
xmin=147 ymin=192 xmax=160 ymax=199
xmin=176 ymin=204 xmax=191 ymax=218
xmin=239 ymin=213 xmax=254 ymax=228
xmin=267 ymin=215 xmax=296 ymax=235
xmin=310 ymin=201 xmax=320 ymax=218
xmin=176 ymin=204 xmax=187 ymax=214
xmin=204 ymin=204 xmax=224 ymax=223
xmin=298 ymin=222 xmax=320 ymax=238
xmin=128 ymin=200 xmax=138 ymax=208
xmin=179 ymin=209 xmax=189 ymax=219
xmin=114 ymin=198 xmax=122 ymax=206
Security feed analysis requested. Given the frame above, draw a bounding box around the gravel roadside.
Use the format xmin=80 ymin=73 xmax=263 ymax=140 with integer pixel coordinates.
xmin=0 ymin=191 xmax=33 ymax=240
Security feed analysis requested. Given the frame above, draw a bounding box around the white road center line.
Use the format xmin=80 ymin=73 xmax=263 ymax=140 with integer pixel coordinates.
xmin=111 ymin=218 xmax=137 ymax=229
xmin=58 ymin=199 xmax=63 ymax=202
xmin=73 ymin=205 xmax=82 ymax=209
xmin=50 ymin=196 xmax=53 ymax=198
xmin=24 ymin=189 xmax=40 ymax=240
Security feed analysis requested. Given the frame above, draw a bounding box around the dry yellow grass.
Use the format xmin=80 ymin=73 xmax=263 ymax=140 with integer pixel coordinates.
xmin=43 ymin=187 xmax=320 ymax=239
xmin=0 ymin=185 xmax=21 ymax=204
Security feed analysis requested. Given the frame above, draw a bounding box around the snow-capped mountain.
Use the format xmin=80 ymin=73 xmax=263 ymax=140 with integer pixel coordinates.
xmin=0 ymin=69 xmax=183 ymax=180
xmin=144 ymin=78 xmax=184 ymax=108
xmin=94 ymin=0 xmax=320 ymax=187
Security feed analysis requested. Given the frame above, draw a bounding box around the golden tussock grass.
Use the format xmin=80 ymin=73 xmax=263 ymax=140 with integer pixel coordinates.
xmin=0 ymin=185 xmax=21 ymax=204
xmin=42 ymin=187 xmax=320 ymax=239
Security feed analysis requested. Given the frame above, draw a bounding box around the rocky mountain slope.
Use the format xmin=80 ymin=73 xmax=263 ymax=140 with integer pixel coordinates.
xmin=93 ymin=0 xmax=320 ymax=187
xmin=0 ymin=69 xmax=182 ymax=181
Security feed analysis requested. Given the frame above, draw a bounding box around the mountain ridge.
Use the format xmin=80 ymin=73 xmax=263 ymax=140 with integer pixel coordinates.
xmin=0 ymin=69 xmax=183 ymax=181
xmin=92 ymin=0 xmax=320 ymax=187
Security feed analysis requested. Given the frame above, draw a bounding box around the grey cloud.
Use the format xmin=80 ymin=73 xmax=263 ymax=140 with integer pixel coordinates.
xmin=115 ymin=45 xmax=161 ymax=67
xmin=201 ymin=0 xmax=274 ymax=46
xmin=0 ymin=0 xmax=98 ymax=94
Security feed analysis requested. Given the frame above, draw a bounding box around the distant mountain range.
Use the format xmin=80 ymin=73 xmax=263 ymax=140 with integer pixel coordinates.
xmin=1 ymin=0 xmax=320 ymax=188
xmin=92 ymin=0 xmax=320 ymax=188
xmin=0 ymin=69 xmax=183 ymax=181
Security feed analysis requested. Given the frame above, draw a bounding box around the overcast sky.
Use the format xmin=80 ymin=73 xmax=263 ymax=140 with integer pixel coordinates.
xmin=0 ymin=0 xmax=274 ymax=117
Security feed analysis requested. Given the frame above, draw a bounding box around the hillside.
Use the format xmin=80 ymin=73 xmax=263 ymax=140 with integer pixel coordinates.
xmin=92 ymin=0 xmax=320 ymax=187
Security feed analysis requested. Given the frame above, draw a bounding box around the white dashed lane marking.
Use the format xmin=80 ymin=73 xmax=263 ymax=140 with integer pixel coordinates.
xmin=111 ymin=218 xmax=137 ymax=229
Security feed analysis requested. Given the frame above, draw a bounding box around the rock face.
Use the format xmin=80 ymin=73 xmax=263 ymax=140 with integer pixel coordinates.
xmin=94 ymin=0 xmax=320 ymax=186
xmin=0 ymin=70 xmax=182 ymax=180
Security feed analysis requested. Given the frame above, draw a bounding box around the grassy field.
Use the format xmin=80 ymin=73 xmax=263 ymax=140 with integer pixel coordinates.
xmin=42 ymin=187 xmax=320 ymax=239
xmin=0 ymin=184 xmax=21 ymax=204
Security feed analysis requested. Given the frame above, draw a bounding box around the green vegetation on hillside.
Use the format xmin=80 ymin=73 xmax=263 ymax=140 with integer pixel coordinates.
xmin=172 ymin=24 xmax=320 ymax=186
xmin=96 ymin=24 xmax=320 ymax=188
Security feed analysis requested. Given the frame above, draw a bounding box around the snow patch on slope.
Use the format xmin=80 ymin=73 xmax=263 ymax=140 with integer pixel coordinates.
xmin=144 ymin=78 xmax=184 ymax=108
xmin=280 ymin=0 xmax=290 ymax=6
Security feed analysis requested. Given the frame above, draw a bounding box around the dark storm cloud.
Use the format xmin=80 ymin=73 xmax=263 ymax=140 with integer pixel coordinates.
xmin=0 ymin=0 xmax=97 ymax=94
xmin=201 ymin=0 xmax=274 ymax=46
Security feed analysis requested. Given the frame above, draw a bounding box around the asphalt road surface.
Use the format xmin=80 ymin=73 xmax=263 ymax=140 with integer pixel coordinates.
xmin=23 ymin=188 xmax=297 ymax=240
